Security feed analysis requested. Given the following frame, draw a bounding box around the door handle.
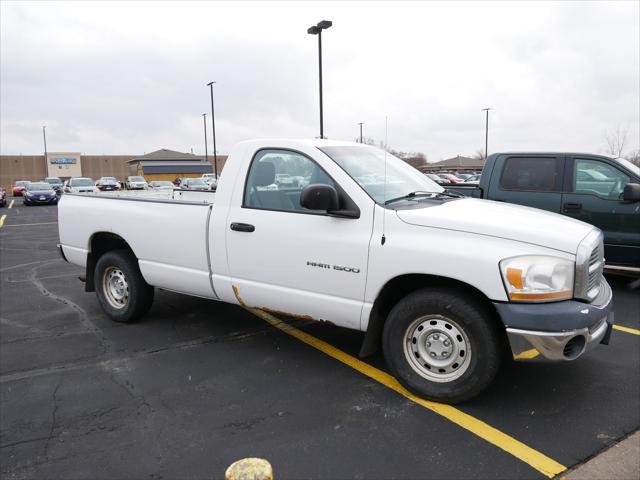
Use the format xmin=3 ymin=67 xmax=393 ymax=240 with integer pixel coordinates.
xmin=230 ymin=222 xmax=255 ymax=232
xmin=563 ymin=202 xmax=582 ymax=212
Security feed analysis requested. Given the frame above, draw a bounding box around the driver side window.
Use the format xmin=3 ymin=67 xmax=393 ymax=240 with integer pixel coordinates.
xmin=574 ymin=159 xmax=629 ymax=199
xmin=244 ymin=149 xmax=336 ymax=213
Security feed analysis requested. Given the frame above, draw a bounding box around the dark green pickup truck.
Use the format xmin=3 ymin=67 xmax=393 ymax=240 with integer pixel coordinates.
xmin=447 ymin=153 xmax=640 ymax=268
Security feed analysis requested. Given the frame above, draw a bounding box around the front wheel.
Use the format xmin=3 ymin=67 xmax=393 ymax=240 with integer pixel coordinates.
xmin=383 ymin=288 xmax=502 ymax=404
xmin=95 ymin=249 xmax=154 ymax=323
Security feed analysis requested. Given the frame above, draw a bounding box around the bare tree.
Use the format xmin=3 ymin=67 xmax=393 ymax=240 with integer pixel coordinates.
xmin=471 ymin=149 xmax=485 ymax=161
xmin=603 ymin=125 xmax=629 ymax=157
xmin=625 ymin=149 xmax=640 ymax=167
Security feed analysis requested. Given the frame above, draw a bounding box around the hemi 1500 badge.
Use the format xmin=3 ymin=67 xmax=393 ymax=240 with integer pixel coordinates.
xmin=306 ymin=261 xmax=360 ymax=273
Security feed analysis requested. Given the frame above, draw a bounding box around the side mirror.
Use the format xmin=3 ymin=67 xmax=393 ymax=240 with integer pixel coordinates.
xmin=300 ymin=184 xmax=339 ymax=211
xmin=623 ymin=183 xmax=640 ymax=202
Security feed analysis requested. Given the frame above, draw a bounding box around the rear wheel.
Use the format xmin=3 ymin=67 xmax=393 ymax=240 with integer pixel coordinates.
xmin=95 ymin=249 xmax=154 ymax=323
xmin=383 ymin=288 xmax=502 ymax=404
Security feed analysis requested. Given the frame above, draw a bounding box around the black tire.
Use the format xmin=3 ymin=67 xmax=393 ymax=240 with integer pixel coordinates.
xmin=94 ymin=249 xmax=154 ymax=323
xmin=382 ymin=288 xmax=502 ymax=404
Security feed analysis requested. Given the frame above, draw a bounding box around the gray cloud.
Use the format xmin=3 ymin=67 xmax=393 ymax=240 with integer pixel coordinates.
xmin=1 ymin=1 xmax=638 ymax=161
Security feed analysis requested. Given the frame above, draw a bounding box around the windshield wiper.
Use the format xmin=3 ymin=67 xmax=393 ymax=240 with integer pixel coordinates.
xmin=435 ymin=189 xmax=465 ymax=198
xmin=384 ymin=191 xmax=439 ymax=205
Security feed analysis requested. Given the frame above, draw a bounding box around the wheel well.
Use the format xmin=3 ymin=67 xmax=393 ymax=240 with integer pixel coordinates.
xmin=359 ymin=274 xmax=506 ymax=358
xmin=85 ymin=232 xmax=134 ymax=292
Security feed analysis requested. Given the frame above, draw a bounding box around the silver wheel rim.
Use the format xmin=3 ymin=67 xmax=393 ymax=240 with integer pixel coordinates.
xmin=403 ymin=315 xmax=472 ymax=383
xmin=103 ymin=267 xmax=129 ymax=309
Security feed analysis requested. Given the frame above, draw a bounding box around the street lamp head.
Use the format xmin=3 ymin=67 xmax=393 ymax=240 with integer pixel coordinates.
xmin=308 ymin=20 xmax=332 ymax=34
xmin=207 ymin=81 xmax=216 ymax=87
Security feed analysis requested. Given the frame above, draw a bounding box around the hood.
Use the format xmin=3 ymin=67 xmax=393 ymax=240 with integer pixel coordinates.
xmin=395 ymin=198 xmax=594 ymax=254
xmin=26 ymin=189 xmax=56 ymax=195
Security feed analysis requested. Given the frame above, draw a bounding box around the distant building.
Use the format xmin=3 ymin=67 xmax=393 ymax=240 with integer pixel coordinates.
xmin=127 ymin=149 xmax=225 ymax=182
xmin=418 ymin=155 xmax=484 ymax=173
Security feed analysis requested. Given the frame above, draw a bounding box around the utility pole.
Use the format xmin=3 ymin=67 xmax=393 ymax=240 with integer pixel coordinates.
xmin=206 ymin=81 xmax=218 ymax=177
xmin=481 ymin=108 xmax=493 ymax=160
xmin=202 ymin=114 xmax=209 ymax=163
xmin=42 ymin=126 xmax=48 ymax=175
xmin=358 ymin=122 xmax=364 ymax=143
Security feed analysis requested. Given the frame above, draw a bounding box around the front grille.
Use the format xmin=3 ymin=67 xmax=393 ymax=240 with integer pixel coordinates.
xmin=575 ymin=230 xmax=604 ymax=302
xmin=587 ymin=243 xmax=604 ymax=293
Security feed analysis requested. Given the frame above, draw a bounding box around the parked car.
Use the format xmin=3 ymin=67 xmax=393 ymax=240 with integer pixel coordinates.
xmin=125 ymin=176 xmax=148 ymax=190
xmin=59 ymin=139 xmax=613 ymax=404
xmin=275 ymin=173 xmax=299 ymax=188
xmin=23 ymin=181 xmax=58 ymax=206
xmin=64 ymin=177 xmax=99 ymax=194
xmin=464 ymin=174 xmax=481 ymax=184
xmin=201 ymin=174 xmax=218 ymax=188
xmin=447 ymin=153 xmax=640 ymax=267
xmin=0 ymin=187 xmax=6 ymax=207
xmin=425 ymin=173 xmax=446 ymax=185
xmin=454 ymin=173 xmax=472 ymax=181
xmin=179 ymin=178 xmax=210 ymax=190
xmin=12 ymin=180 xmax=30 ymax=197
xmin=438 ymin=173 xmax=465 ymax=184
xmin=148 ymin=181 xmax=175 ymax=191
xmin=96 ymin=177 xmax=121 ymax=191
xmin=44 ymin=177 xmax=64 ymax=194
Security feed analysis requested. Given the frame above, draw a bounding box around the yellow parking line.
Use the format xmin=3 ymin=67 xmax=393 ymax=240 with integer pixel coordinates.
xmin=2 ymin=222 xmax=57 ymax=227
xmin=0 ymin=215 xmax=6 ymax=228
xmin=8 ymin=200 xmax=14 ymax=208
xmin=613 ymin=325 xmax=640 ymax=336
xmin=244 ymin=305 xmax=566 ymax=478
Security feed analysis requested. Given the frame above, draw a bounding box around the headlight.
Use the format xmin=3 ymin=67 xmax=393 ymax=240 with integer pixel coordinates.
xmin=499 ymin=255 xmax=574 ymax=302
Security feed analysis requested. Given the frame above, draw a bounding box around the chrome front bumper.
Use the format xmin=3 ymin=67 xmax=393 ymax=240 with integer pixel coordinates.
xmin=506 ymin=313 xmax=612 ymax=361
xmin=497 ymin=279 xmax=613 ymax=362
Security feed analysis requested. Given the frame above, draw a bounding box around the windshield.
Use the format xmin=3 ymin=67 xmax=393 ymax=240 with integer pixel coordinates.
xmin=27 ymin=182 xmax=53 ymax=191
xmin=187 ymin=179 xmax=206 ymax=186
xmin=16 ymin=181 xmax=29 ymax=187
xmin=71 ymin=178 xmax=94 ymax=186
xmin=100 ymin=177 xmax=117 ymax=182
xmin=319 ymin=146 xmax=442 ymax=204
xmin=45 ymin=178 xmax=62 ymax=184
xmin=130 ymin=176 xmax=145 ymax=182
xmin=613 ymin=158 xmax=640 ymax=176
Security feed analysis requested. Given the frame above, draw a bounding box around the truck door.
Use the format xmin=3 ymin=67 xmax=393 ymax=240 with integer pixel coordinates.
xmin=489 ymin=155 xmax=565 ymax=212
xmin=562 ymin=156 xmax=640 ymax=266
xmin=225 ymin=148 xmax=374 ymax=330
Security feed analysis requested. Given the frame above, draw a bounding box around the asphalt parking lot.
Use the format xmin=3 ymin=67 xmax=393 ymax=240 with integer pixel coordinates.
xmin=0 ymin=198 xmax=638 ymax=480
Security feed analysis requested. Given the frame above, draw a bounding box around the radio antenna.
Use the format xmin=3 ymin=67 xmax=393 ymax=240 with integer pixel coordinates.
xmin=381 ymin=116 xmax=388 ymax=245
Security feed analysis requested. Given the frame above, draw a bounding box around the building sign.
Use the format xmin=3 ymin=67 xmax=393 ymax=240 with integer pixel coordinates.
xmin=46 ymin=152 xmax=82 ymax=178
xmin=51 ymin=157 xmax=77 ymax=165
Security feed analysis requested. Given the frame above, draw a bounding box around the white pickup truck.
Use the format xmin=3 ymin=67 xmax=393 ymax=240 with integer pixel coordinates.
xmin=58 ymin=139 xmax=613 ymax=403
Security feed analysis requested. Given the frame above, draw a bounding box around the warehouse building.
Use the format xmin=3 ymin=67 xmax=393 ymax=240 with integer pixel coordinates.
xmin=0 ymin=149 xmax=227 ymax=191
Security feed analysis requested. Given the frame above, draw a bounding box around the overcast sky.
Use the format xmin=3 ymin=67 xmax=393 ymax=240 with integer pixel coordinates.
xmin=1 ymin=1 xmax=638 ymax=161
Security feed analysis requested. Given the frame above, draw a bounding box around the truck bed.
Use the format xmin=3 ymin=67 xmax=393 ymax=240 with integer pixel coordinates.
xmin=58 ymin=191 xmax=218 ymax=299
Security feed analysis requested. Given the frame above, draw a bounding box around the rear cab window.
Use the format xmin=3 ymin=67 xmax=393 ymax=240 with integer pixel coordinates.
xmin=500 ymin=156 xmax=563 ymax=192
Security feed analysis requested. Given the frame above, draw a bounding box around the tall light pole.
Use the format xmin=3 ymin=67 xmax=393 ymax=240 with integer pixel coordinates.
xmin=42 ymin=126 xmax=48 ymax=174
xmin=307 ymin=20 xmax=332 ymax=139
xmin=481 ymin=107 xmax=493 ymax=160
xmin=206 ymin=81 xmax=218 ymax=177
xmin=202 ymin=113 xmax=209 ymax=164
xmin=358 ymin=122 xmax=364 ymax=143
